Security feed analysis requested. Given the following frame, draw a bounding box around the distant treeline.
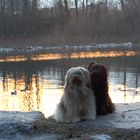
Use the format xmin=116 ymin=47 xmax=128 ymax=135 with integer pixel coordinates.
xmin=0 ymin=0 xmax=140 ymax=45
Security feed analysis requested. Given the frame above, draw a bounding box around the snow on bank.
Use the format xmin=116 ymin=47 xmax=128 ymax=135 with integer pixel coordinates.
xmin=72 ymin=42 xmax=133 ymax=50
xmin=0 ymin=42 xmax=134 ymax=53
xmin=92 ymin=134 xmax=112 ymax=140
xmin=92 ymin=103 xmax=140 ymax=129
xmin=0 ymin=111 xmax=44 ymax=135
xmin=0 ymin=102 xmax=140 ymax=139
xmin=0 ymin=102 xmax=140 ymax=135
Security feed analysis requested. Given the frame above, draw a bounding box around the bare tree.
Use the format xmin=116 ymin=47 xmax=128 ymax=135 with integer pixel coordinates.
xmin=32 ymin=0 xmax=39 ymax=16
xmin=120 ymin=0 xmax=125 ymax=11
xmin=64 ymin=0 xmax=70 ymax=17
xmin=105 ymin=0 xmax=108 ymax=11
xmin=0 ymin=0 xmax=6 ymax=36
xmin=75 ymin=0 xmax=78 ymax=16
xmin=0 ymin=0 xmax=140 ymax=44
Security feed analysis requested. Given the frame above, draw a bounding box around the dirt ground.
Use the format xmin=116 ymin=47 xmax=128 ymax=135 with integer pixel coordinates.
xmin=32 ymin=118 xmax=140 ymax=140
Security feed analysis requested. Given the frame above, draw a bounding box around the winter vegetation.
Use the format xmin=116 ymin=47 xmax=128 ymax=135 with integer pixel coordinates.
xmin=0 ymin=0 xmax=140 ymax=46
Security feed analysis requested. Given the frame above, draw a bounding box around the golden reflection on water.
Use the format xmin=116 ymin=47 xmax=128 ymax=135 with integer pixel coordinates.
xmin=0 ymin=74 xmax=140 ymax=118
xmin=0 ymin=73 xmax=64 ymax=118
xmin=0 ymin=55 xmax=28 ymax=62
xmin=0 ymin=51 xmax=138 ymax=62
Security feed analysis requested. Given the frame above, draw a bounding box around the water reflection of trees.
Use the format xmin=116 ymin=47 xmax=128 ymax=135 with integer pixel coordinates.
xmin=0 ymin=62 xmax=66 ymax=113
xmin=2 ymin=71 xmax=8 ymax=92
xmin=123 ymin=57 xmax=140 ymax=94
xmin=108 ymin=57 xmax=140 ymax=103
xmin=0 ymin=57 xmax=140 ymax=113
xmin=0 ymin=66 xmax=42 ymax=111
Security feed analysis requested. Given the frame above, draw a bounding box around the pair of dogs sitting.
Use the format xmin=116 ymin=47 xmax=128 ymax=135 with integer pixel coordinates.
xmin=54 ymin=62 xmax=115 ymax=123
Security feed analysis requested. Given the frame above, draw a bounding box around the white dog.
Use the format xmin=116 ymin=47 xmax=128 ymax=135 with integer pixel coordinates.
xmin=54 ymin=67 xmax=96 ymax=123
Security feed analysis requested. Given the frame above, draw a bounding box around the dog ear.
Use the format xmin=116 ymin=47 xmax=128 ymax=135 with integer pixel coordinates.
xmin=87 ymin=61 xmax=96 ymax=71
xmin=64 ymin=68 xmax=71 ymax=88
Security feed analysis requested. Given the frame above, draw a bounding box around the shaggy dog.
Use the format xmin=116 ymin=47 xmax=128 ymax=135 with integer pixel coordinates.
xmin=88 ymin=62 xmax=115 ymax=115
xmin=54 ymin=67 xmax=96 ymax=123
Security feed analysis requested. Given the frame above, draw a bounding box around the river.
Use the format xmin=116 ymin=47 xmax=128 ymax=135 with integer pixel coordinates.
xmin=0 ymin=56 xmax=140 ymax=117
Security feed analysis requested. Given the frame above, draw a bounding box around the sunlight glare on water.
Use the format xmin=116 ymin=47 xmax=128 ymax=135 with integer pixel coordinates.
xmin=0 ymin=51 xmax=138 ymax=62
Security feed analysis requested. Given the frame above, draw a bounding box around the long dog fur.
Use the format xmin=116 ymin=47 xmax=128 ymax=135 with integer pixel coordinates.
xmin=54 ymin=67 xmax=96 ymax=122
xmin=88 ymin=62 xmax=115 ymax=115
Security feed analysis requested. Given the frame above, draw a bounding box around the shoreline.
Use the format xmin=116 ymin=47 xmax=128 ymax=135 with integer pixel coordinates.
xmin=0 ymin=42 xmax=140 ymax=62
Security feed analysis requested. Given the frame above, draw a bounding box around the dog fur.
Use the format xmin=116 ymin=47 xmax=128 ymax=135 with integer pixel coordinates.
xmin=88 ymin=62 xmax=115 ymax=115
xmin=54 ymin=67 xmax=96 ymax=123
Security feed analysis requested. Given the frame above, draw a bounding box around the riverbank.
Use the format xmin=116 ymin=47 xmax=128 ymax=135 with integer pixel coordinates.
xmin=1 ymin=103 xmax=140 ymax=140
xmin=0 ymin=42 xmax=140 ymax=62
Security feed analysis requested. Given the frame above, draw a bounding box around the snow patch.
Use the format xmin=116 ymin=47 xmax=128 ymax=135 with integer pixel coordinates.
xmin=90 ymin=103 xmax=140 ymax=129
xmin=0 ymin=111 xmax=44 ymax=134
xmin=0 ymin=42 xmax=134 ymax=53
xmin=0 ymin=48 xmax=14 ymax=52
xmin=91 ymin=134 xmax=112 ymax=140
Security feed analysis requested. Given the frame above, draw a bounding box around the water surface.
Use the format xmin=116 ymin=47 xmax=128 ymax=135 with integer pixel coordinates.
xmin=0 ymin=57 xmax=140 ymax=117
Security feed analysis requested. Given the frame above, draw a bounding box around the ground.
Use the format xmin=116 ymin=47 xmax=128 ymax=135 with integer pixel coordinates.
xmin=0 ymin=103 xmax=140 ymax=139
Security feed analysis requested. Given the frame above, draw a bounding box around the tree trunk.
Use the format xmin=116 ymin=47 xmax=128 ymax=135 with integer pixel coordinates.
xmin=86 ymin=0 xmax=88 ymax=13
xmin=82 ymin=0 xmax=85 ymax=14
xmin=105 ymin=0 xmax=108 ymax=12
xmin=64 ymin=0 xmax=70 ymax=17
xmin=75 ymin=0 xmax=78 ymax=16
xmin=120 ymin=0 xmax=125 ymax=11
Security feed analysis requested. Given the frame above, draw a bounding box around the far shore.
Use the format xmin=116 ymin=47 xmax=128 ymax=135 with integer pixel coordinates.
xmin=0 ymin=42 xmax=140 ymax=62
